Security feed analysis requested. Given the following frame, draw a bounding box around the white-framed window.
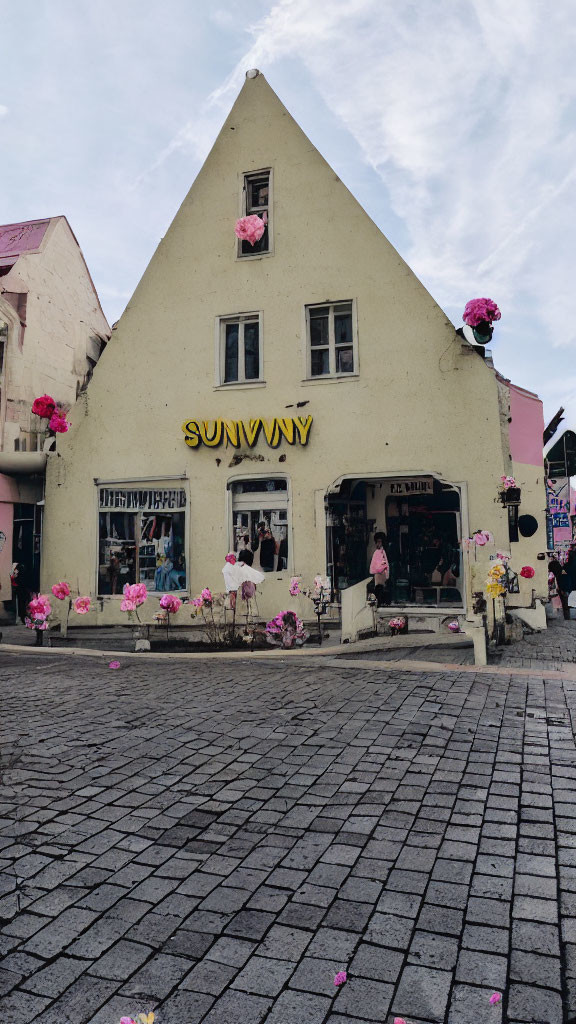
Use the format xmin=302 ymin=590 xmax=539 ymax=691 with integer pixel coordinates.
xmin=217 ymin=312 xmax=262 ymax=385
xmin=97 ymin=487 xmax=187 ymax=595
xmin=230 ymin=478 xmax=289 ymax=573
xmin=238 ymin=169 xmax=271 ymax=257
xmin=306 ymin=301 xmax=357 ymax=378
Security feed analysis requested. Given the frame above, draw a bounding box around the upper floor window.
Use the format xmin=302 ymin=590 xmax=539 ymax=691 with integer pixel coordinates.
xmin=218 ymin=313 xmax=261 ymax=385
xmin=239 ymin=170 xmax=271 ymax=257
xmin=306 ymin=301 xmax=356 ymax=378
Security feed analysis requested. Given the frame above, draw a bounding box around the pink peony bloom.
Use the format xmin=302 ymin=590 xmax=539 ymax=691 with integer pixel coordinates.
xmin=159 ymin=594 xmax=182 ymax=614
xmin=394 ymin=1019 xmax=408 ymax=1024
xmin=520 ymin=566 xmax=535 ymax=579
xmin=120 ymin=1018 xmax=136 ymax=1024
xmin=225 ymin=553 xmax=237 ymax=564
xmin=289 ymin=576 xmax=301 ymax=596
xmin=234 ymin=213 xmax=266 ymax=246
xmin=74 ymin=596 xmax=91 ymax=614
xmin=201 ymin=588 xmax=213 ymax=603
xmin=448 ymin=620 xmax=461 ymax=632
xmin=49 ymin=409 xmax=70 ymax=433
xmin=191 ymin=596 xmax=204 ymax=608
xmin=334 ymin=971 xmax=347 ymax=986
xmin=109 ymin=661 xmax=121 ymax=669
xmin=122 ymin=583 xmax=147 ymax=607
xmin=489 ymin=992 xmax=501 ymax=1005
xmin=28 ymin=594 xmax=51 ymax=617
xmin=463 ymin=297 xmax=501 ymax=327
xmin=51 ymin=581 xmax=71 ymax=600
xmin=120 ymin=598 xmax=137 ymax=612
xmin=32 ymin=394 xmax=56 ymax=418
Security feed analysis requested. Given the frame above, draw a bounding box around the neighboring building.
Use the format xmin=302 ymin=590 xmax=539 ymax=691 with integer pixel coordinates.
xmin=0 ymin=216 xmax=109 ymax=619
xmin=42 ymin=71 xmax=548 ymax=635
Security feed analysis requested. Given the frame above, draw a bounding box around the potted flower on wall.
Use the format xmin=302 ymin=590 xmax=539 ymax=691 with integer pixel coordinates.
xmin=31 ymin=395 xmax=70 ymax=447
xmin=462 ymin=297 xmax=501 ymax=346
xmin=499 ymin=475 xmax=521 ymax=506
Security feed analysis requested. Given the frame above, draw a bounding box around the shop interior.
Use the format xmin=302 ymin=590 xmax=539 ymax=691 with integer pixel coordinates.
xmin=326 ymin=477 xmax=463 ymax=606
xmin=98 ymin=510 xmax=186 ymax=594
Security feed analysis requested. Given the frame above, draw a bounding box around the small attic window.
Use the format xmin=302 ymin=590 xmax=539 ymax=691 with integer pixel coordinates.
xmin=239 ymin=170 xmax=271 ymax=257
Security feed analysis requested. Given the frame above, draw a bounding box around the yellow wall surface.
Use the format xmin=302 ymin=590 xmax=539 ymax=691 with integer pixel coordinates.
xmin=42 ymin=73 xmax=547 ymax=624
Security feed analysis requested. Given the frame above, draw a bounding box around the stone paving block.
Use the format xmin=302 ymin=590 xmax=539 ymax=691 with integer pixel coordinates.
xmin=66 ymin=899 xmax=151 ymax=958
xmin=365 ymin=911 xmax=414 ymax=949
xmin=205 ymin=936 xmax=256 ymax=967
xmin=155 ymin=989 xmax=215 ymax=1024
xmin=466 ymin=895 xmax=510 ymax=927
xmin=510 ymin=949 xmax=562 ymax=990
xmin=21 ymin=907 xmax=99 ymax=957
xmin=512 ymin=919 xmax=560 ymax=956
xmin=508 ymin=982 xmax=563 ymax=1023
xmin=231 ymin=953 xmax=295 ymax=996
xmin=182 ymin=957 xmax=238 ymax=994
xmin=455 ymin=949 xmax=507 ymax=988
xmin=306 ymin=927 xmax=359 ymax=961
xmin=264 ymin=988 xmax=331 ymax=1024
xmin=448 ymin=983 xmax=502 ymax=1024
xmin=277 ymin=901 xmax=326 ymax=931
xmin=393 ymin=964 xmax=452 ymax=1020
xmin=89 ymin=938 xmax=153 ymax=980
xmin=462 ymin=924 xmax=509 ymax=954
xmin=288 ymin=955 xmax=345 ymax=995
xmin=200 ymin=989 xmax=271 ymax=1024
xmin=31 ymin=974 xmax=119 ymax=1024
xmin=21 ymin=953 xmax=89 ymax=997
xmin=258 ymin=923 xmax=313 ymax=961
xmin=0 ymin=989 xmax=51 ymax=1023
xmin=350 ymin=941 xmax=404 ymax=982
xmin=417 ymin=903 xmax=463 ymax=936
xmin=407 ymin=929 xmax=459 ymax=970
xmin=335 ymin=976 xmax=393 ymax=1020
xmin=225 ymin=909 xmax=275 ymax=940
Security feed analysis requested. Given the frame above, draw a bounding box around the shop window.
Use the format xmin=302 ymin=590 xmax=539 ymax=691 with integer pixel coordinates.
xmin=239 ymin=170 xmax=271 ymax=256
xmin=230 ymin=477 xmax=289 ymax=573
xmin=98 ymin=487 xmax=186 ymax=595
xmin=306 ymin=301 xmax=356 ymax=378
xmin=218 ymin=313 xmax=261 ymax=384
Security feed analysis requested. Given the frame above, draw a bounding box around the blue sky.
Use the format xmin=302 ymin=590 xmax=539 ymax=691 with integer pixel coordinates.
xmin=2 ymin=0 xmax=575 ymax=434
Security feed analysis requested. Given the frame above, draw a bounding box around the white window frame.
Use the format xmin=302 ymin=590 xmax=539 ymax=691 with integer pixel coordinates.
xmin=227 ymin=474 xmax=292 ymax=576
xmin=236 ymin=167 xmax=273 ymax=260
xmin=215 ymin=311 xmax=264 ymax=387
xmin=305 ymin=300 xmax=359 ymax=380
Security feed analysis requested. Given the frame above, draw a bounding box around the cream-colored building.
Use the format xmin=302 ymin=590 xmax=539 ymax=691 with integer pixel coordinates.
xmin=0 ymin=216 xmax=109 ymax=617
xmin=42 ymin=72 xmax=548 ymax=636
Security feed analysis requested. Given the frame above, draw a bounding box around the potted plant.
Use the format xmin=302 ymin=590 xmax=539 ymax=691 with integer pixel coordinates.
xmin=499 ymin=475 xmax=521 ymax=505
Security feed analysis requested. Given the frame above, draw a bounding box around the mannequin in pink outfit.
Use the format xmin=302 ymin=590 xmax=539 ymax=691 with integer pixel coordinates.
xmin=369 ymin=532 xmax=389 ymax=606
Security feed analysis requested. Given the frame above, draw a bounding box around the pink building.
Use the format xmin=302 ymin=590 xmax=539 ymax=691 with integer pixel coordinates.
xmin=0 ymin=217 xmax=109 ymax=620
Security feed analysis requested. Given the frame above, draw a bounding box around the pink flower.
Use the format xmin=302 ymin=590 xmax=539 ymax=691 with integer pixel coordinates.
xmin=201 ymin=588 xmax=213 ymax=603
xmin=289 ymin=576 xmax=301 ymax=596
xmin=191 ymin=596 xmax=204 ymax=608
xmin=120 ymin=598 xmax=136 ymax=612
xmin=48 ymin=409 xmax=70 ymax=433
xmin=28 ymin=594 xmax=51 ymax=617
xmin=159 ymin=594 xmax=182 ymax=614
xmin=448 ymin=620 xmax=460 ymax=632
xmin=109 ymin=661 xmax=121 ymax=669
xmin=31 ymin=394 xmax=56 ymax=418
xmin=74 ymin=596 xmax=91 ymax=614
xmin=394 ymin=1019 xmax=408 ymax=1024
xmin=520 ymin=566 xmax=535 ymax=579
xmin=241 ymin=581 xmax=256 ymax=600
xmin=489 ymin=992 xmax=501 ymax=1005
xmin=122 ymin=583 xmax=147 ymax=607
xmin=463 ymin=297 xmax=501 ymax=327
xmin=234 ymin=213 xmax=266 ymax=246
xmin=334 ymin=971 xmax=347 ymax=986
xmin=474 ymin=532 xmax=487 ymax=546
xmin=120 ymin=1018 xmax=136 ymax=1024
xmin=225 ymin=553 xmax=237 ymax=565
xmin=51 ymin=581 xmax=71 ymax=600
xmin=501 ymin=475 xmax=516 ymax=489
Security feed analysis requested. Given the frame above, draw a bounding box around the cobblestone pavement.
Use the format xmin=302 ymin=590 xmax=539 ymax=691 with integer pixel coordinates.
xmin=1 ymin=652 xmax=576 ymax=1024
xmin=498 ymin=618 xmax=576 ymax=669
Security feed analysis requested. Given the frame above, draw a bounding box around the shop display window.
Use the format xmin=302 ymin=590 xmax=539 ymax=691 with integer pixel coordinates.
xmin=230 ymin=478 xmax=289 ymax=573
xmin=98 ymin=487 xmax=186 ymax=595
xmin=307 ymin=301 xmax=356 ymax=378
